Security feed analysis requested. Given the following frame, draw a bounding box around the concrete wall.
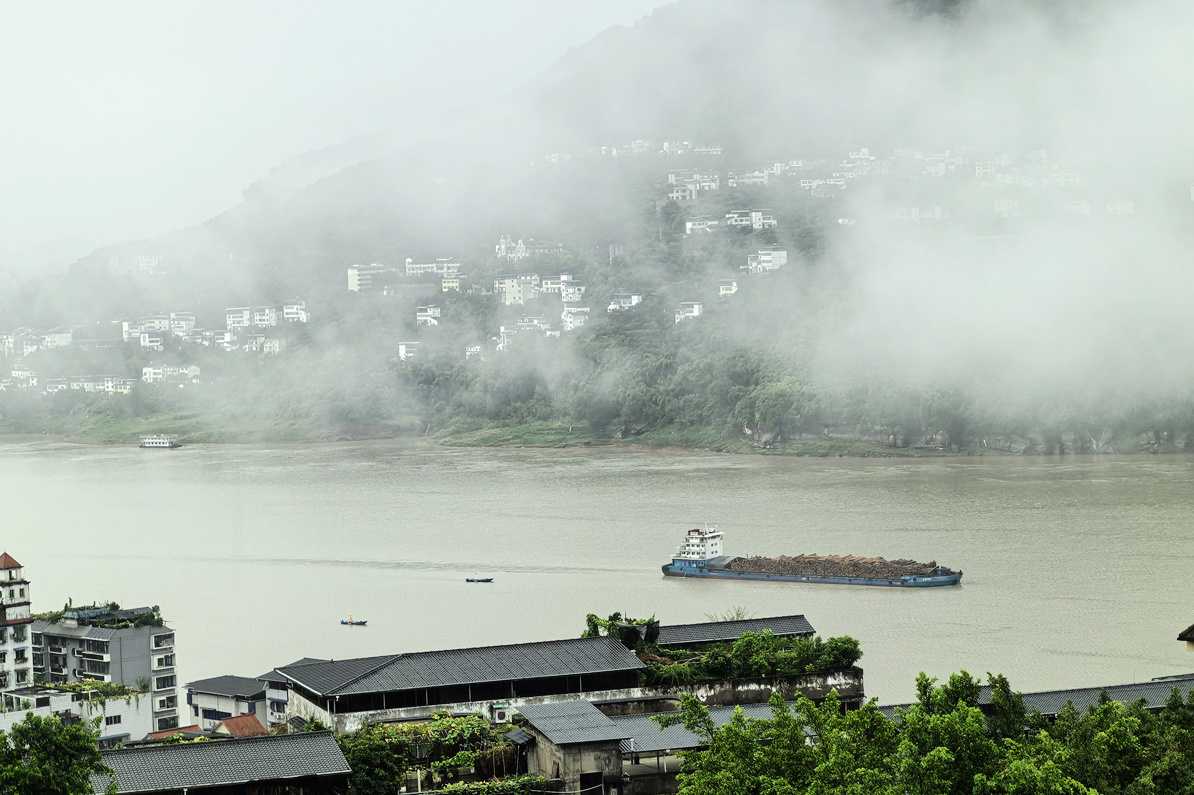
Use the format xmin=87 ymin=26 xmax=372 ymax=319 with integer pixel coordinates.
xmin=528 ymin=737 xmax=623 ymax=795
xmin=289 ymin=668 xmax=865 ymax=733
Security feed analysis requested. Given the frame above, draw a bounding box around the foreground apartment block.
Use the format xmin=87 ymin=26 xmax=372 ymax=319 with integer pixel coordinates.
xmin=32 ymin=606 xmax=180 ymax=732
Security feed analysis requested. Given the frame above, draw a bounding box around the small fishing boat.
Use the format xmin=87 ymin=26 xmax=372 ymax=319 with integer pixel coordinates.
xmin=341 ymin=615 xmax=367 ymax=626
xmin=465 ymin=577 xmax=494 ymax=583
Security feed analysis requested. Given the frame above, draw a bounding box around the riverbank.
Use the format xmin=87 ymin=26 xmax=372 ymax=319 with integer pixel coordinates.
xmin=1 ymin=415 xmax=1184 ymax=457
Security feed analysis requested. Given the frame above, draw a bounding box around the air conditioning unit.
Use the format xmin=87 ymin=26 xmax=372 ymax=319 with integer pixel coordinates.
xmin=491 ymin=702 xmax=513 ymax=724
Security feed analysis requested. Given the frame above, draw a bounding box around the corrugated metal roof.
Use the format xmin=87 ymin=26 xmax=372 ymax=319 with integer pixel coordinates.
xmin=279 ymin=636 xmax=644 ymax=697
xmin=33 ymin=620 xmax=119 ymax=640
xmin=186 ymin=675 xmax=267 ymax=699
xmin=91 ymin=732 xmax=350 ymax=793
xmin=877 ymin=674 xmax=1194 ymax=720
xmin=656 ymin=615 xmax=816 ymax=647
xmin=614 ymin=701 xmax=809 ymax=754
xmin=518 ymin=700 xmax=629 ymax=745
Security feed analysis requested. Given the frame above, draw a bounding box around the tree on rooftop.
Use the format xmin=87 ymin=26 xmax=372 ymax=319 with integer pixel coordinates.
xmin=0 ymin=714 xmax=115 ymax=795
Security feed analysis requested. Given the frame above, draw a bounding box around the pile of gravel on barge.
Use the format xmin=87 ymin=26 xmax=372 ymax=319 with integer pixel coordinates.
xmin=728 ymin=554 xmax=941 ymax=579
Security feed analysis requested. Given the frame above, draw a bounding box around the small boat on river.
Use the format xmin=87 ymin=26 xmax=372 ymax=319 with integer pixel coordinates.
xmin=140 ymin=434 xmax=181 ymax=449
xmin=466 ymin=577 xmax=494 ymax=583
xmin=341 ymin=616 xmax=367 ymax=626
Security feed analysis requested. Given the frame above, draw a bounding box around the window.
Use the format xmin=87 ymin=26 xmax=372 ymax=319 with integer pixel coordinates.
xmin=16 ymin=671 xmax=26 ymax=684
xmin=158 ymin=696 xmax=176 ymax=710
xmin=193 ymin=705 xmax=199 ymax=717
xmin=157 ymin=716 xmax=178 ymax=731
xmin=155 ymin=675 xmax=175 ymax=690
xmin=14 ymin=650 xmax=26 ymax=663
xmin=7 ymin=589 xmax=12 ymax=599
xmin=34 ymin=697 xmax=49 ymax=708
xmin=17 ymin=589 xmax=23 ymax=598
xmin=202 ymin=709 xmax=232 ymax=722
xmin=31 ymin=633 xmax=41 ymax=647
xmin=105 ymin=715 xmax=122 ymax=726
xmin=12 ymin=627 xmax=25 ymax=642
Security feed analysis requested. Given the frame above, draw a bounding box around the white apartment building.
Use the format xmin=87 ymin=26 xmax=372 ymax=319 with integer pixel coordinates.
xmin=405 ymin=258 xmax=461 ymax=277
xmin=607 ymin=292 xmax=643 ymax=312
xmin=0 ymin=684 xmax=156 ymax=748
xmin=561 ymin=306 xmax=591 ymax=331
xmin=0 ymin=554 xmax=33 ymax=690
xmin=675 ymin=302 xmax=704 ymax=323
xmin=225 ymin=308 xmax=252 ymax=329
xmin=415 ymin=306 xmax=441 ymax=326
xmin=494 ymin=275 xmax=540 ymax=306
xmin=282 ymin=299 xmax=308 ymax=322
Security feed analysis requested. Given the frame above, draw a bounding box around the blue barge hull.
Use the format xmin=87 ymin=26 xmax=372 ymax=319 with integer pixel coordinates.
xmin=662 ymin=563 xmax=962 ymax=587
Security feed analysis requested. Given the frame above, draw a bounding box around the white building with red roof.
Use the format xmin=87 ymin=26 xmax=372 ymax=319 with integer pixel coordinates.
xmin=0 ymin=553 xmax=32 ymax=688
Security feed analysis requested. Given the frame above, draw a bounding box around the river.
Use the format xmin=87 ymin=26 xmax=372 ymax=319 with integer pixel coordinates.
xmin=3 ymin=439 xmax=1192 ymax=705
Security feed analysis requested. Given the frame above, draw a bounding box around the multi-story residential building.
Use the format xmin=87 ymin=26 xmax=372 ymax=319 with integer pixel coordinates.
xmin=724 ymin=209 xmax=777 ymax=230
xmin=415 ymin=306 xmax=441 ymax=326
xmin=225 ymin=308 xmax=252 ymax=330
xmin=347 ymin=263 xmax=397 ymax=292
xmin=32 ymin=606 xmax=180 ymax=732
xmin=405 ymin=257 xmax=461 ymax=277
xmin=41 ymin=329 xmax=72 ymax=349
xmin=281 ymin=299 xmax=308 ymax=322
xmin=685 ymin=216 xmax=721 ymax=234
xmin=718 ymin=279 xmax=738 ymax=296
xmin=607 ymin=292 xmax=643 ymax=312
xmin=561 ymin=306 xmax=591 ymax=331
xmin=559 ymin=277 xmax=586 ymax=304
xmin=493 ymin=274 xmax=540 ymax=306
xmin=745 ymin=247 xmax=789 ymax=273
xmin=169 ymin=313 xmax=195 ymax=337
xmin=0 ymin=554 xmax=33 ymax=690
xmin=675 ymin=302 xmax=704 ymax=323
xmin=139 ymin=333 xmax=164 ymax=350
xmin=252 ymin=306 xmax=278 ymax=327
xmin=441 ymin=277 xmax=461 ymax=292
xmin=0 ymin=683 xmax=156 ymax=748
xmin=727 ymin=170 xmax=769 ymax=187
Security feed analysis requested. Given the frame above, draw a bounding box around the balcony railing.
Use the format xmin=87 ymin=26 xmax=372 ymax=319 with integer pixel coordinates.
xmin=48 ymin=645 xmax=65 ymax=655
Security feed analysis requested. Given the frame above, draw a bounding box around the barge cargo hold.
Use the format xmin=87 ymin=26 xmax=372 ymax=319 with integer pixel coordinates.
xmin=661 ymin=527 xmax=962 ymax=587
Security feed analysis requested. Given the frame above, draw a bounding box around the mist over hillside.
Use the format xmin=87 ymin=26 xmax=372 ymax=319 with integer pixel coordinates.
xmin=4 ymin=0 xmax=1194 ymax=452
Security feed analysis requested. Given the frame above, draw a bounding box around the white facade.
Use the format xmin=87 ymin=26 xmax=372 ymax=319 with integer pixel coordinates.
xmin=397 ymin=342 xmax=419 ymax=362
xmin=675 ymin=302 xmax=704 ymax=323
xmin=0 ymin=686 xmax=155 ymax=747
xmin=405 ymin=257 xmax=461 ymax=277
xmin=415 ymin=306 xmax=441 ymax=326
xmin=494 ymin=275 xmax=540 ymax=306
xmin=561 ymin=307 xmax=591 ymax=331
xmin=282 ymin=300 xmax=308 ymax=322
xmin=252 ymin=306 xmax=278 ymax=327
xmin=0 ymin=556 xmax=32 ymax=690
xmin=607 ymin=292 xmax=643 ymax=313
xmin=673 ymin=526 xmax=724 ymax=561
xmin=225 ymin=308 xmax=251 ymax=329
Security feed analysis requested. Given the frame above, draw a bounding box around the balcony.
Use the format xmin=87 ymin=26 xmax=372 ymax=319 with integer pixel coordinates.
xmin=50 ymin=666 xmax=66 ymax=675
xmin=75 ymin=649 xmax=110 ymax=662
xmin=48 ymin=645 xmax=65 ymax=655
xmin=152 ymin=706 xmax=178 ymax=719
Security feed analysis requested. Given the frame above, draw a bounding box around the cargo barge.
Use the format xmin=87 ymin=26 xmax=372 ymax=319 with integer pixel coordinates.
xmin=661 ymin=527 xmax=962 ymax=587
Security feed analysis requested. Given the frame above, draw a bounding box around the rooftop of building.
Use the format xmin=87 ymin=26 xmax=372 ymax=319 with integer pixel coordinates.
xmin=656 ymin=615 xmax=816 ymax=647
xmin=92 ymin=731 xmax=350 ymax=794
xmin=877 ymin=674 xmax=1194 ymax=720
xmin=0 ymin=552 xmax=21 ymax=569
xmin=186 ymin=675 xmax=268 ymax=699
xmin=213 ymin=713 xmax=269 ymax=738
xmin=517 ymin=700 xmax=630 ymax=746
xmin=1179 ymin=624 xmax=1194 ymax=642
xmin=278 ymin=635 xmax=644 ymax=698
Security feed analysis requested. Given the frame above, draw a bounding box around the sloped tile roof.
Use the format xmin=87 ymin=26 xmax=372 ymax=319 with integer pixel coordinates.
xmin=145 ymin=724 xmax=203 ymax=741
xmin=186 ymin=675 xmax=268 ymax=699
xmin=279 ymin=636 xmax=644 ymax=697
xmin=518 ymin=700 xmax=629 ymax=745
xmin=877 ymin=674 xmax=1194 ymax=720
xmin=92 ymin=731 xmax=350 ymax=793
xmin=0 ymin=552 xmax=21 ymax=569
xmin=1178 ymin=624 xmax=1194 ymax=642
xmin=614 ymin=700 xmax=808 ymax=754
xmin=213 ymin=713 xmax=269 ymax=737
xmin=656 ymin=615 xmax=816 ymax=647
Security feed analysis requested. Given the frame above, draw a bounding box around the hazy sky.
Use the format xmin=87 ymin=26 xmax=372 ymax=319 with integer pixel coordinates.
xmin=0 ymin=1 xmax=670 ymax=276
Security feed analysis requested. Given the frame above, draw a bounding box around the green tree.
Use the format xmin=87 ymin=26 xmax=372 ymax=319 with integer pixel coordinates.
xmin=0 ymin=714 xmax=116 ymax=795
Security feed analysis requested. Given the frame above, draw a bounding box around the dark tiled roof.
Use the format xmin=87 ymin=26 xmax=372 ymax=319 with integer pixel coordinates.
xmin=1179 ymin=624 xmax=1194 ymax=642
xmin=279 ymin=636 xmax=644 ymax=697
xmin=614 ymin=701 xmax=808 ymax=754
xmin=517 ymin=700 xmax=629 ymax=745
xmin=93 ymin=732 xmax=350 ymax=793
xmin=656 ymin=615 xmax=816 ymax=647
xmin=186 ymin=675 xmax=267 ymax=699
xmin=877 ymin=674 xmax=1194 ymax=720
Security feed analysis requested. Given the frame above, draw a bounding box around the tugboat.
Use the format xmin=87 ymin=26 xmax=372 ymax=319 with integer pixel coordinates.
xmin=139 ymin=434 xmax=181 ymax=449
xmin=661 ymin=526 xmax=962 ymax=587
xmin=466 ymin=577 xmax=494 ymax=583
